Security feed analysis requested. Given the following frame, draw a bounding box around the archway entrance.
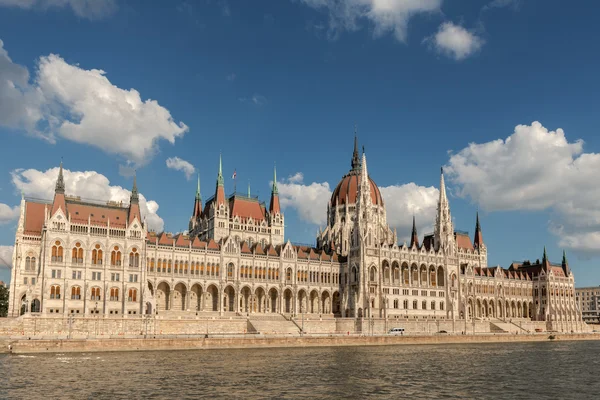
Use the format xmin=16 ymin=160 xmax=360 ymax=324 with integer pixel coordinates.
xmin=269 ymin=288 xmax=278 ymax=313
xmin=207 ymin=285 xmax=219 ymax=311
xmin=224 ymin=286 xmax=235 ymax=312
xmin=283 ymin=289 xmax=292 ymax=314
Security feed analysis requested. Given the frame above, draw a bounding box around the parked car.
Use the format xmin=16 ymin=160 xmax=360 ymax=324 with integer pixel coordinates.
xmin=388 ymin=327 xmax=405 ymax=335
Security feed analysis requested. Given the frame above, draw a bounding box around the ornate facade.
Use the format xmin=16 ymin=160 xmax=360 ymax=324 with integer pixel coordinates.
xmin=7 ymin=139 xmax=584 ymax=332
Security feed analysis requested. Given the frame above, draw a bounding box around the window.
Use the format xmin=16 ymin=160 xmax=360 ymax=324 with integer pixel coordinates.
xmin=403 ymin=300 xmax=408 ymax=309
xmin=71 ymin=286 xmax=81 ymax=300
xmin=422 ymin=300 xmax=427 ymax=310
xmin=91 ymin=287 xmax=101 ymax=301
xmin=128 ymin=288 xmax=137 ymax=302
xmin=111 ymin=273 xmax=120 ymax=282
xmin=92 ymin=244 xmax=103 ymax=265
xmin=431 ymin=301 xmax=436 ymax=310
xmin=51 ymin=241 xmax=64 ymax=262
xmin=129 ymin=248 xmax=139 ymax=268
xmin=92 ymin=272 xmax=101 ymax=281
xmin=51 ymin=269 xmax=62 ymax=279
xmin=72 ymin=243 xmax=83 ymax=264
xmin=111 ymin=247 xmax=122 ymax=266
xmin=72 ymin=270 xmax=82 ymax=280
xmin=110 ymin=288 xmax=119 ymax=301
xmin=129 ymin=274 xmax=138 ymax=283
xmin=440 ymin=302 xmax=444 ymax=311
xmin=31 ymin=278 xmax=36 ymax=285
xmin=24 ymin=277 xmax=28 ymax=285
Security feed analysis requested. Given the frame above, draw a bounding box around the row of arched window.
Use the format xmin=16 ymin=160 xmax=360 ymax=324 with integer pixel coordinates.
xmin=57 ymin=286 xmax=138 ymax=302
xmin=390 ymin=299 xmax=445 ymax=311
xmin=239 ymin=265 xmax=279 ymax=280
xmin=50 ymin=241 xmax=140 ymax=267
xmin=24 ymin=256 xmax=37 ymax=271
xmin=147 ymin=258 xmax=220 ymax=277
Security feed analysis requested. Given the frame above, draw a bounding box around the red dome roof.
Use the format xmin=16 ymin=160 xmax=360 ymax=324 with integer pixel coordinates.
xmin=331 ymin=171 xmax=384 ymax=206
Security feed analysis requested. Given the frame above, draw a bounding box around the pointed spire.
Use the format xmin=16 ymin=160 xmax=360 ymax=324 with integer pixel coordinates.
xmin=130 ymin=171 xmax=139 ymax=204
xmin=543 ymin=246 xmax=548 ymax=261
xmin=217 ymin=153 xmax=224 ymax=187
xmin=248 ymin=181 xmax=251 ymax=197
xmin=351 ymin=127 xmax=361 ymax=171
xmin=196 ymin=174 xmax=201 ymax=201
xmin=55 ymin=160 xmax=65 ymax=194
xmin=562 ymin=249 xmax=568 ymax=266
xmin=474 ymin=211 xmax=484 ymax=248
xmin=434 ymin=166 xmax=453 ymax=252
xmin=439 ymin=167 xmax=447 ymax=204
xmin=410 ymin=215 xmax=419 ymax=248
xmin=272 ymin=163 xmax=278 ymax=195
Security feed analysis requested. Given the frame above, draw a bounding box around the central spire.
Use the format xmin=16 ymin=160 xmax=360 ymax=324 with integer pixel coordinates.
xmin=351 ymin=127 xmax=361 ymax=171
xmin=55 ymin=160 xmax=65 ymax=194
xmin=272 ymin=163 xmax=278 ymax=195
xmin=410 ymin=215 xmax=419 ymax=248
xmin=196 ymin=174 xmax=201 ymax=201
xmin=130 ymin=172 xmax=139 ymax=204
xmin=217 ymin=153 xmax=224 ymax=187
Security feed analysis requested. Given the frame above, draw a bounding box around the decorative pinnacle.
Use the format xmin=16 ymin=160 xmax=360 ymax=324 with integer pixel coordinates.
xmin=217 ymin=153 xmax=224 ymax=186
xmin=351 ymin=129 xmax=361 ymax=171
xmin=248 ymin=181 xmax=251 ymax=197
xmin=562 ymin=249 xmax=568 ymax=266
xmin=196 ymin=174 xmax=201 ymax=201
xmin=130 ymin=171 xmax=139 ymax=203
xmin=476 ymin=211 xmax=481 ymax=231
xmin=543 ymin=246 xmax=548 ymax=261
xmin=55 ymin=159 xmax=65 ymax=194
xmin=272 ymin=163 xmax=278 ymax=195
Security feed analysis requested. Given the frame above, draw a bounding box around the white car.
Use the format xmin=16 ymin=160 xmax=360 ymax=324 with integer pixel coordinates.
xmin=388 ymin=327 xmax=405 ymax=336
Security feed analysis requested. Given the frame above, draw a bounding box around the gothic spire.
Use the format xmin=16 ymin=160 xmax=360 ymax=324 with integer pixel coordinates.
xmin=272 ymin=163 xmax=278 ymax=195
xmin=562 ymin=249 xmax=568 ymax=266
xmin=410 ymin=215 xmax=419 ymax=248
xmin=217 ymin=152 xmax=224 ymax=187
xmin=55 ymin=160 xmax=65 ymax=194
xmin=434 ymin=167 xmax=453 ymax=252
xmin=215 ymin=153 xmax=225 ymax=205
xmin=248 ymin=181 xmax=251 ymax=197
xmin=130 ymin=171 xmax=139 ymax=204
xmin=474 ymin=211 xmax=484 ymax=248
xmin=196 ymin=173 xmax=201 ymax=201
xmin=351 ymin=128 xmax=360 ymax=171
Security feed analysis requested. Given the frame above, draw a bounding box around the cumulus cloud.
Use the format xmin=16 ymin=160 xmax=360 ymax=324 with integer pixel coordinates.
xmin=0 ymin=40 xmax=188 ymax=166
xmin=166 ymin=157 xmax=196 ymax=180
xmin=380 ymin=183 xmax=438 ymax=241
xmin=298 ymin=0 xmax=441 ymax=42
xmin=277 ymin=173 xmax=332 ymax=225
xmin=0 ymin=203 xmax=20 ymax=225
xmin=11 ymin=167 xmax=165 ymax=232
xmin=425 ymin=22 xmax=484 ymax=60
xmin=445 ymin=121 xmax=600 ymax=254
xmin=0 ymin=245 xmax=13 ymax=269
xmin=0 ymin=0 xmax=117 ymax=19
xmin=277 ymin=171 xmax=439 ymax=241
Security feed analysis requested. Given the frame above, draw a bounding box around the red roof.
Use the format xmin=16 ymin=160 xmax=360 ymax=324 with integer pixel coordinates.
xmin=230 ymin=196 xmax=266 ymax=222
xmin=67 ymin=201 xmax=129 ymax=228
xmin=455 ymin=232 xmax=474 ymax=251
xmin=331 ymin=171 xmax=383 ymax=206
xmin=23 ymin=201 xmax=50 ymax=235
xmin=207 ymin=239 xmax=220 ymax=250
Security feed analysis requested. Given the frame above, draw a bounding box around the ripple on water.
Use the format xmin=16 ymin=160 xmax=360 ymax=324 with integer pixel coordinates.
xmin=1 ymin=341 xmax=600 ymax=399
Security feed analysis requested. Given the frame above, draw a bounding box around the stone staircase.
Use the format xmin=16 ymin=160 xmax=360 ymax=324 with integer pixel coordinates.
xmin=489 ymin=319 xmax=528 ymax=334
xmin=248 ymin=314 xmax=300 ymax=335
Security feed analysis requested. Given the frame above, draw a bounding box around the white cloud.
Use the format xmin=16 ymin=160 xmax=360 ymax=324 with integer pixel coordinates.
xmin=277 ymin=171 xmax=439 ymax=240
xmin=0 ymin=40 xmax=188 ymax=166
xmin=445 ymin=121 xmax=600 ymax=254
xmin=277 ymin=173 xmax=332 ymax=225
xmin=482 ymin=0 xmax=520 ymax=12
xmin=298 ymin=0 xmax=442 ymax=42
xmin=380 ymin=182 xmax=438 ymax=241
xmin=425 ymin=22 xmax=484 ymax=60
xmin=0 ymin=0 xmax=117 ymax=19
xmin=11 ymin=167 xmax=165 ymax=232
xmin=166 ymin=156 xmax=196 ymax=180
xmin=0 ymin=203 xmax=20 ymax=225
xmin=0 ymin=245 xmax=13 ymax=269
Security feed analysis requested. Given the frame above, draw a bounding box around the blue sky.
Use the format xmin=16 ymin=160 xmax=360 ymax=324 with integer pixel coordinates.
xmin=0 ymin=0 xmax=599 ymax=286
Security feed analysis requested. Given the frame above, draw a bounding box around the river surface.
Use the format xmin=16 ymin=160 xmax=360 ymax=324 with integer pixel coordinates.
xmin=1 ymin=341 xmax=599 ymax=399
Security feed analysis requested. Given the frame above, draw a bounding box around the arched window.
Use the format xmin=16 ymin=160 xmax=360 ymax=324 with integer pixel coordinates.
xmin=129 ymin=248 xmax=139 ymax=268
xmin=52 ymin=241 xmax=63 ymax=262
xmin=50 ymin=285 xmax=61 ymax=299
xmin=110 ymin=288 xmax=119 ymax=301
xmin=150 ymin=258 xmax=155 ymax=272
xmin=369 ymin=267 xmax=376 ymax=282
xmin=431 ymin=301 xmax=436 ymax=310
xmin=403 ymin=300 xmax=408 ymax=309
xmin=92 ymin=244 xmax=103 ymax=265
xmin=25 ymin=256 xmax=31 ymax=270
xmin=167 ymin=259 xmax=172 ymax=273
xmin=184 ymin=261 xmax=188 ymax=274
xmin=422 ymin=300 xmax=427 ymax=310
xmin=430 ymin=268 xmax=437 ymax=286
xmin=440 ymin=301 xmax=444 ymax=311
xmin=128 ymin=289 xmax=137 ymax=302
xmin=413 ymin=300 xmax=418 ymax=309
xmin=111 ymin=246 xmax=122 ymax=266
xmin=216 ymin=264 xmax=220 ymax=277
xmin=91 ymin=287 xmax=101 ymax=301
xmin=227 ymin=263 xmax=234 ymax=278
xmin=174 ymin=260 xmax=179 ymax=274
xmin=71 ymin=286 xmax=81 ymax=300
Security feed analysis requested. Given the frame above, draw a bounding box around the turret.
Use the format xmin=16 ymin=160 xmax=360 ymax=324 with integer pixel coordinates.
xmin=542 ymin=246 xmax=550 ymax=271
xmin=128 ymin=172 xmax=142 ymax=225
xmin=51 ymin=161 xmax=66 ymax=215
xmin=562 ymin=250 xmax=571 ymax=275
xmin=434 ymin=167 xmax=454 ymax=253
xmin=473 ymin=211 xmax=484 ymax=249
xmin=269 ymin=164 xmax=280 ymax=215
xmin=192 ymin=174 xmax=202 ymax=218
xmin=215 ymin=153 xmax=226 ymax=205
xmin=410 ymin=215 xmax=419 ymax=248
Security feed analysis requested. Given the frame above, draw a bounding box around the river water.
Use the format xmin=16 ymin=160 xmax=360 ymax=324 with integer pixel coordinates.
xmin=1 ymin=341 xmax=599 ymax=399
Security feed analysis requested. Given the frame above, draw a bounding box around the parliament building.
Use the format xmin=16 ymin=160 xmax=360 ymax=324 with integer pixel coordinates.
xmin=6 ymin=138 xmax=585 ymax=333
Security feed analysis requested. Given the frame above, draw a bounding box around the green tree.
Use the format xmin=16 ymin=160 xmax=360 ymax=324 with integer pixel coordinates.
xmin=0 ymin=285 xmax=8 ymax=317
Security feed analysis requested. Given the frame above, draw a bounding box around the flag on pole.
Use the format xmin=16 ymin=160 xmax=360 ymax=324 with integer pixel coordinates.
xmin=232 ymin=169 xmax=236 ymax=179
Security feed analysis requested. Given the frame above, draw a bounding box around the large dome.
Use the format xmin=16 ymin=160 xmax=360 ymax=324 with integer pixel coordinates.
xmin=331 ymin=170 xmax=384 ymax=207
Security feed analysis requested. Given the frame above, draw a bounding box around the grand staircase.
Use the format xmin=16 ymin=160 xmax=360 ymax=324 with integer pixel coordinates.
xmin=489 ymin=319 xmax=529 ymax=334
xmin=247 ymin=314 xmax=300 ymax=335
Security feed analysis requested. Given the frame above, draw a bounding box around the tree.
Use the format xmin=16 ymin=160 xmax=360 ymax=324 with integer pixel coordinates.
xmin=0 ymin=285 xmax=8 ymax=317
